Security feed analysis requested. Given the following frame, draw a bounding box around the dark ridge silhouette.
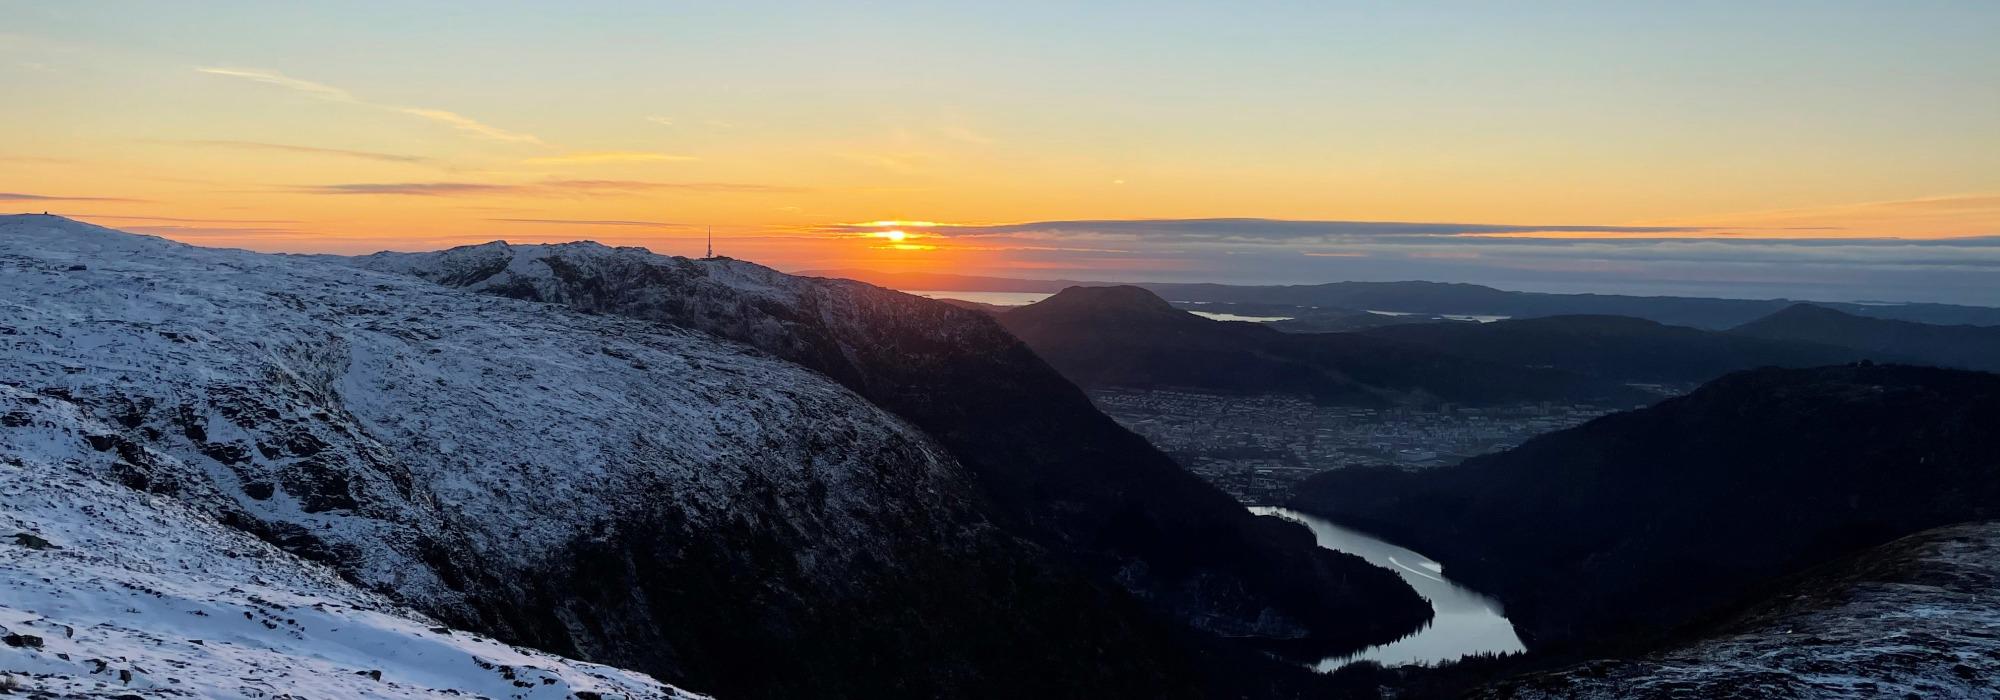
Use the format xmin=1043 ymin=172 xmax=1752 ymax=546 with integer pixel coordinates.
xmin=1355 ymin=314 xmax=1874 ymax=384
xmin=806 ymin=269 xmax=2000 ymax=329
xmin=998 ymin=286 xmax=1646 ymax=406
xmin=1733 ymin=303 xmax=2000 ymax=372
xmin=1469 ymin=522 xmax=2000 ymax=697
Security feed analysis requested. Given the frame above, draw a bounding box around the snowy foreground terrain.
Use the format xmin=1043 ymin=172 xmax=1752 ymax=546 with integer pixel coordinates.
xmin=0 ymin=390 xmax=699 ymax=698
xmin=0 ymin=213 xmax=990 ymax=697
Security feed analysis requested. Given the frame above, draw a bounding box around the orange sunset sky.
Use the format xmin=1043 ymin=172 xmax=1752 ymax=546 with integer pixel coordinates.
xmin=3 ymin=2 xmax=1997 ymax=301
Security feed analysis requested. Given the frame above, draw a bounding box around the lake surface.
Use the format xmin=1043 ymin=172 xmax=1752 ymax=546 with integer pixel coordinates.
xmin=904 ymin=290 xmax=1293 ymax=321
xmin=905 ymin=290 xmax=1056 ymax=306
xmin=1366 ymin=309 xmax=1512 ymax=323
xmin=1249 ymin=506 xmax=1524 ymax=670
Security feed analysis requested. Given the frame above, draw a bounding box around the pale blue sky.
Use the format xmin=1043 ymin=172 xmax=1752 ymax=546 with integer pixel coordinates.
xmin=3 ymin=2 xmax=1997 ymax=301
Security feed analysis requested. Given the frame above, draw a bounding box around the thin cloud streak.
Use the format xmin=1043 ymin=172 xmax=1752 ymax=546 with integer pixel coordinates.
xmin=489 ymin=218 xmax=687 ymax=228
xmin=123 ymin=224 xmax=309 ymax=238
xmin=75 ymin=214 xmax=303 ymax=224
xmin=814 ymin=217 xmax=1717 ymax=241
xmin=176 ymin=140 xmax=432 ymax=164
xmin=293 ymin=180 xmax=806 ymax=197
xmin=521 ymin=151 xmax=698 ymax=165
xmin=1 ymin=192 xmax=143 ymax=202
xmin=194 ymin=67 xmax=353 ymax=101
xmin=197 ymin=66 xmax=544 ymax=145
xmin=301 ymin=182 xmax=516 ymax=196
xmin=395 ymin=107 xmax=543 ymax=144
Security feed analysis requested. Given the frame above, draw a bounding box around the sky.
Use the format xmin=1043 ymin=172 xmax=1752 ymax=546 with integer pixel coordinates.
xmin=3 ymin=1 xmax=1998 ymax=303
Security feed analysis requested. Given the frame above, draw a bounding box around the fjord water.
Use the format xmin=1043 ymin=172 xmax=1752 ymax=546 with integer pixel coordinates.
xmin=906 ymin=290 xmax=1294 ymax=321
xmin=1251 ymin=506 xmax=1525 ymax=670
xmin=907 ymin=290 xmax=1056 ymax=306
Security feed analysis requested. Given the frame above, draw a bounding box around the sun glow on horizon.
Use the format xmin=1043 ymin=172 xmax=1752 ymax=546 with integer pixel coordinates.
xmin=4 ymin=3 xmax=1998 ymax=302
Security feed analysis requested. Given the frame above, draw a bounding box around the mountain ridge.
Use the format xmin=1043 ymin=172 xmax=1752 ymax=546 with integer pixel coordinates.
xmin=355 ymin=238 xmax=1436 ymax=689
xmin=806 ymin=269 xmax=2000 ymax=328
xmin=0 ymin=215 xmax=1197 ymax=698
xmin=995 ymin=285 xmax=1648 ymax=406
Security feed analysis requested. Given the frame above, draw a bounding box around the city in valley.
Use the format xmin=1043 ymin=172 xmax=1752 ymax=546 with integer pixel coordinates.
xmin=1093 ymin=390 xmax=1647 ymax=504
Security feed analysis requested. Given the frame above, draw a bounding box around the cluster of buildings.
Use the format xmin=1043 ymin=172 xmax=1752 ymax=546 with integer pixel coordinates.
xmin=1092 ymin=389 xmax=1622 ymax=504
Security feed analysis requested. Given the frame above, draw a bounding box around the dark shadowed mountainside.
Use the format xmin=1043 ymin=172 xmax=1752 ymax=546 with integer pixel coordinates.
xmin=995 ymin=286 xmax=1645 ymax=406
xmin=1472 ymin=522 xmax=2000 ymax=699
xmin=1733 ymin=303 xmax=2000 ymax=372
xmin=1356 ymin=314 xmax=1875 ymax=384
xmin=1290 ymin=364 xmax=2000 ymax=650
xmin=355 ymin=243 xmax=1433 ymax=691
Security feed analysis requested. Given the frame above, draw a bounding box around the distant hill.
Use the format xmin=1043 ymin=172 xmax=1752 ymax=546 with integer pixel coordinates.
xmin=1733 ymin=303 xmax=2000 ymax=372
xmin=996 ymin=286 xmax=1643 ymax=406
xmin=1290 ymin=364 xmax=2000 ymax=650
xmin=806 ymin=269 xmax=2000 ymax=329
xmin=1357 ymin=314 xmax=1875 ymax=384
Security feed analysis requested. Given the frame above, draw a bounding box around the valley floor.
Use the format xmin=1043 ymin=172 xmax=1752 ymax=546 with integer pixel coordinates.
xmin=1093 ymin=389 xmax=1620 ymax=503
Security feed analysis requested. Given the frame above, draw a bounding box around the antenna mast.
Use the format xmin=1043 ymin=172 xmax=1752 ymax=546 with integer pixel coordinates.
xmin=706 ymin=226 xmax=713 ymax=258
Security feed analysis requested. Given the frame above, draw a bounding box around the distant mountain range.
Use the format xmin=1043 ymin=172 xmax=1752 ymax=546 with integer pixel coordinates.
xmin=804 ymin=269 xmax=2000 ymax=329
xmin=1290 ymin=364 xmax=2000 ymax=653
xmin=963 ymin=285 xmax=1999 ymax=405
xmin=993 ymin=286 xmax=1646 ymax=406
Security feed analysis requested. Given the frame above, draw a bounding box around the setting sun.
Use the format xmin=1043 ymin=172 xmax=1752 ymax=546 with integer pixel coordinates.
xmin=876 ymin=230 xmax=909 ymax=242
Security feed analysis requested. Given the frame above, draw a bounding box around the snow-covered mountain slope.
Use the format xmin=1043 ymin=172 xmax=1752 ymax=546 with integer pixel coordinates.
xmin=356 ymin=242 xmax=1433 ymax=658
xmin=1476 ymin=522 xmax=2000 ymax=699
xmin=1 ymin=215 xmax=1190 ymax=698
xmin=0 ymin=384 xmax=699 ymax=699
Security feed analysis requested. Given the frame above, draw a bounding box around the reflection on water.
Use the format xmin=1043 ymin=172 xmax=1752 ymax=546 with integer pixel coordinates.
xmin=1190 ymin=311 xmax=1294 ymax=322
xmin=905 ymin=290 xmax=1054 ymax=306
xmin=1365 ymin=310 xmax=1511 ymax=323
xmin=1250 ymin=506 xmax=1525 ymax=670
xmin=906 ymin=290 xmax=1292 ymax=321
